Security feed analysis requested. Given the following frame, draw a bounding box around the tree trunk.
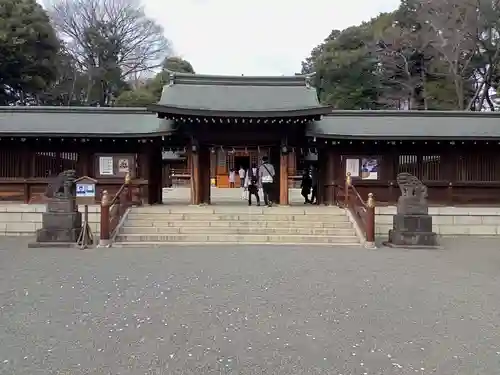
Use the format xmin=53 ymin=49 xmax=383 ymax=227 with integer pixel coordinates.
xmin=485 ymin=90 xmax=495 ymax=111
xmin=455 ymin=78 xmax=464 ymax=110
xmin=468 ymin=80 xmax=485 ymax=110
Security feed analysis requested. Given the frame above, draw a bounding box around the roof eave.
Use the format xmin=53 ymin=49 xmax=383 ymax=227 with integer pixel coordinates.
xmin=0 ymin=131 xmax=174 ymax=138
xmin=325 ymin=110 xmax=500 ymax=118
xmin=148 ymin=104 xmax=333 ymax=118
xmin=0 ymin=106 xmax=151 ymax=114
xmin=307 ymin=133 xmax=500 ymax=141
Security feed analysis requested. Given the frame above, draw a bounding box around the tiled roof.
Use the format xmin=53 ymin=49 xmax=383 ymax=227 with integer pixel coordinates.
xmin=149 ymin=73 xmax=330 ymax=116
xmin=2 ymin=106 xmax=500 ymax=140
xmin=307 ymin=111 xmax=500 ymax=139
xmin=0 ymin=106 xmax=173 ymax=136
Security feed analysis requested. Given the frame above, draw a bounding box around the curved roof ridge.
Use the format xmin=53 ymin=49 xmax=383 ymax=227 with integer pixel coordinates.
xmin=168 ymin=72 xmax=311 ymax=87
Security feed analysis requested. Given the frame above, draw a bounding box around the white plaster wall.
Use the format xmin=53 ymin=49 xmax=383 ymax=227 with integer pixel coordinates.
xmin=376 ymin=206 xmax=500 ymax=236
xmin=0 ymin=204 xmax=100 ymax=236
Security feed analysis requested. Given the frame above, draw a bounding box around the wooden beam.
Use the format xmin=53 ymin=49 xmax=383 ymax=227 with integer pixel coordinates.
xmin=200 ymin=146 xmax=211 ymax=204
xmin=316 ymin=149 xmax=326 ymax=205
xmin=189 ymin=142 xmax=201 ymax=205
xmin=280 ymin=150 xmax=289 ymax=205
xmin=324 ymin=148 xmax=336 ymax=205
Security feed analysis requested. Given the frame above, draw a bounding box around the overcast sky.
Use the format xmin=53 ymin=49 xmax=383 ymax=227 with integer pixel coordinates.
xmin=39 ymin=0 xmax=401 ymax=76
xmin=144 ymin=0 xmax=401 ymax=76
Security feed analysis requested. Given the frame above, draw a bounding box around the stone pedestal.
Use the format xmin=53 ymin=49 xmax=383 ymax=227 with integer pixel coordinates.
xmin=396 ymin=196 xmax=428 ymax=215
xmin=385 ymin=172 xmax=440 ymax=249
xmin=34 ymin=198 xmax=82 ymax=244
xmin=388 ymin=214 xmax=438 ymax=247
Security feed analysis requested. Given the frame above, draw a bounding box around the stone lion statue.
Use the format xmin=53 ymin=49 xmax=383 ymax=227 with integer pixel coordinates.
xmin=396 ymin=173 xmax=428 ymax=202
xmin=45 ymin=170 xmax=78 ymax=199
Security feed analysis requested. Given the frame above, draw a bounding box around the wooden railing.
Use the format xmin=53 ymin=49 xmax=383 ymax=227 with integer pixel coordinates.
xmin=98 ymin=173 xmax=140 ymax=247
xmin=343 ymin=172 xmax=375 ymax=246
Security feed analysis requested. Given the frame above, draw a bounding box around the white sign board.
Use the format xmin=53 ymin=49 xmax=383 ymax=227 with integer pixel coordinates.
xmin=345 ymin=158 xmax=360 ymax=177
xmin=99 ymin=156 xmax=114 ymax=175
xmin=76 ymin=183 xmax=95 ymax=197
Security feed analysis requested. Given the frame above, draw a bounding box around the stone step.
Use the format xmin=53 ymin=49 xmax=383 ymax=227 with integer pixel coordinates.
xmin=124 ymin=220 xmax=353 ymax=229
xmin=113 ymin=241 xmax=361 ymax=247
xmin=119 ymin=226 xmax=356 ymax=236
xmin=132 ymin=206 xmax=346 ymax=215
xmin=114 ymin=233 xmax=360 ymax=244
xmin=126 ymin=213 xmax=350 ymax=222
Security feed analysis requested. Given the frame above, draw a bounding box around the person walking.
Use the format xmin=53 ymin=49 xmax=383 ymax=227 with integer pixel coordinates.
xmin=259 ymin=156 xmax=275 ymax=207
xmin=229 ymin=168 xmax=236 ymax=188
xmin=300 ymin=169 xmax=312 ymax=204
xmin=238 ymin=166 xmax=247 ymax=199
xmin=245 ymin=163 xmax=260 ymax=206
xmin=238 ymin=166 xmax=246 ymax=187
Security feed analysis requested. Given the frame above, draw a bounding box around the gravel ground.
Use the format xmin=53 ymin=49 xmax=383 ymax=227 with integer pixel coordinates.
xmin=1 ymin=237 xmax=500 ymax=375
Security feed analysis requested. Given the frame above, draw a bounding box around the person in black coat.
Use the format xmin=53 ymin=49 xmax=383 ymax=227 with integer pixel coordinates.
xmin=300 ymin=169 xmax=312 ymax=204
xmin=245 ymin=164 xmax=261 ymax=206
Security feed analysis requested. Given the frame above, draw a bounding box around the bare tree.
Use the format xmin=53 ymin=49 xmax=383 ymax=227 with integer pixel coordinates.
xmin=44 ymin=0 xmax=170 ymax=104
xmin=377 ymin=25 xmax=431 ymax=110
xmin=417 ymin=0 xmax=478 ymax=109
xmin=469 ymin=0 xmax=500 ymax=110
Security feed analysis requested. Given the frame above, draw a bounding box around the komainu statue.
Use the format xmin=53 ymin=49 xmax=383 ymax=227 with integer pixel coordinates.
xmin=397 ymin=172 xmax=428 ymax=200
xmin=386 ymin=172 xmax=438 ymax=248
xmin=396 ymin=172 xmax=428 ymax=215
xmin=45 ymin=170 xmax=77 ymax=199
xmin=34 ymin=169 xmax=82 ymax=244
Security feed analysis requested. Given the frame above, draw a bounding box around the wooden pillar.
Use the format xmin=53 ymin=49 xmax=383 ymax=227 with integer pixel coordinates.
xmin=268 ymin=146 xmax=279 ymax=205
xmin=316 ymin=149 xmax=326 ymax=205
xmin=147 ymin=143 xmax=163 ymax=205
xmin=189 ymin=142 xmax=201 ymax=205
xmin=80 ymin=148 xmax=92 ymax=177
xmin=137 ymin=150 xmax=149 ymax=204
xmin=210 ymin=149 xmax=216 ymax=183
xmin=21 ymin=147 xmax=31 ymax=203
xmin=164 ymin=163 xmax=171 ymax=187
xmin=200 ymin=146 xmax=211 ymax=204
xmin=280 ymin=149 xmax=289 ymax=205
xmin=441 ymin=145 xmax=457 ymax=205
xmin=99 ymin=191 xmax=110 ymax=246
xmin=324 ymin=148 xmax=336 ymax=205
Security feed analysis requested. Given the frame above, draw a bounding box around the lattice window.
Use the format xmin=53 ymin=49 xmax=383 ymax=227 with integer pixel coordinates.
xmin=227 ymin=152 xmax=235 ymax=172
xmin=398 ymin=154 xmax=441 ymax=181
xmin=33 ymin=152 xmax=79 ymax=178
xmin=0 ymin=151 xmax=22 ymax=178
xmin=456 ymin=154 xmax=500 ymax=182
xmin=250 ymin=152 xmax=259 ymax=168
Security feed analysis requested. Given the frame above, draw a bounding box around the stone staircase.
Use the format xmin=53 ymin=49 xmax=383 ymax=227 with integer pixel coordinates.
xmin=114 ymin=205 xmax=361 ymax=246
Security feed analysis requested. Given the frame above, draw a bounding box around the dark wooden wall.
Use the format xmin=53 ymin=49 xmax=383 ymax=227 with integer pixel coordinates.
xmin=0 ymin=138 xmax=160 ymax=203
xmin=317 ymin=140 xmax=500 ymax=205
xmin=2 ymin=136 xmax=500 ymax=206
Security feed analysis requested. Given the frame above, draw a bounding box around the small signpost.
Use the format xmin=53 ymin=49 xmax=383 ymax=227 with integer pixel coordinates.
xmin=75 ymin=176 xmax=97 ymax=249
xmin=75 ymin=176 xmax=97 ymax=205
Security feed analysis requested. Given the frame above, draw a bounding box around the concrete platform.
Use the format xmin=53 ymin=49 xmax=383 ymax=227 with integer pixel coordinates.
xmin=162 ymin=187 xmax=306 ymax=205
